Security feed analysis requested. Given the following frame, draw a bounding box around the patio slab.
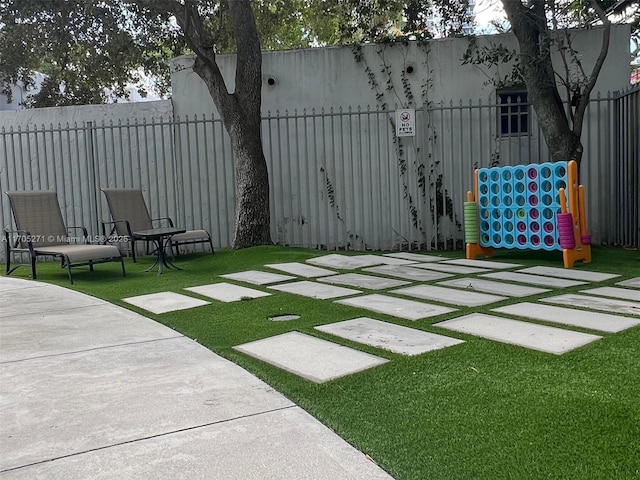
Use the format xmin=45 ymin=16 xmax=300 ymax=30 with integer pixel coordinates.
xmin=265 ymin=262 xmax=336 ymax=278
xmin=268 ymin=281 xmax=361 ymax=299
xmin=480 ymin=271 xmax=587 ymax=288
xmin=441 ymin=259 xmax=523 ymax=269
xmin=434 ymin=313 xmax=601 ymax=355
xmin=392 ymin=284 xmax=507 ymax=306
xmin=185 ymin=282 xmax=272 ymax=302
xmin=233 ymin=332 xmax=388 ymax=383
xmin=0 ymin=303 xmax=181 ymax=363
xmin=540 ymin=294 xmax=640 ymax=317
xmin=363 ymin=264 xmax=453 ymax=281
xmin=6 ymin=407 xmax=394 ymax=480
xmin=1 ymin=281 xmax=106 ymax=316
xmin=1 ymin=336 xmax=294 ymax=472
xmin=220 ymin=270 xmax=296 ymax=285
xmin=335 ymin=294 xmax=456 ymax=321
xmin=318 ymin=273 xmax=409 ymax=290
xmin=411 ymin=263 xmax=491 ymax=274
xmin=307 ymin=254 xmax=385 ymax=269
xmin=123 ymin=292 xmax=210 ymax=314
xmin=383 ymin=252 xmax=446 ymax=262
xmin=517 ymin=266 xmax=619 ymax=282
xmin=616 ymin=277 xmax=640 ymax=289
xmin=315 ymin=317 xmax=464 ymax=356
xmin=437 ymin=277 xmax=550 ymax=297
xmin=493 ymin=302 xmax=640 ymax=333
xmin=580 ymin=286 xmax=640 ymax=302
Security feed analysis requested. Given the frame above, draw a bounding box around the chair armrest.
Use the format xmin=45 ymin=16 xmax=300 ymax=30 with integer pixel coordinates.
xmin=151 ymin=217 xmax=175 ymax=228
xmin=101 ymin=220 xmax=133 ymax=241
xmin=4 ymin=228 xmax=35 ymax=254
xmin=66 ymin=226 xmax=89 ymax=244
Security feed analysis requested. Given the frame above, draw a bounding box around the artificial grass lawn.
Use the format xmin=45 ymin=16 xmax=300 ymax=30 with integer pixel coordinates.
xmin=7 ymin=245 xmax=640 ymax=479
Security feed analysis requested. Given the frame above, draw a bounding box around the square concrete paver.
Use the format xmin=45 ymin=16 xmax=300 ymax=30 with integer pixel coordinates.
xmin=318 ymin=273 xmax=409 ymax=290
xmin=437 ymin=277 xmax=550 ymax=297
xmin=265 ymin=262 xmax=336 ymax=278
xmin=581 ymin=286 xmax=640 ymax=302
xmin=268 ymin=281 xmax=361 ymax=299
xmin=185 ymin=283 xmax=271 ymax=303
xmin=316 ymin=317 xmax=464 ymax=356
xmin=355 ymin=254 xmax=418 ymax=265
xmin=233 ymin=332 xmax=388 ymax=383
xmin=517 ymin=266 xmax=619 ymax=282
xmin=335 ymin=294 xmax=456 ymax=321
xmin=616 ymin=277 xmax=640 ymax=289
xmin=392 ymin=285 xmax=507 ymax=306
xmin=540 ymin=294 xmax=640 ymax=317
xmin=383 ymin=252 xmax=446 ymax=262
xmin=480 ymin=271 xmax=587 ymax=288
xmin=123 ymin=292 xmax=210 ymax=314
xmin=363 ymin=264 xmax=453 ymax=282
xmin=412 ymin=263 xmax=491 ymax=274
xmin=493 ymin=302 xmax=640 ymax=333
xmin=442 ymin=259 xmax=523 ymax=269
xmin=434 ymin=314 xmax=601 ymax=355
xmin=307 ymin=254 xmax=383 ymax=269
xmin=220 ymin=270 xmax=296 ymax=285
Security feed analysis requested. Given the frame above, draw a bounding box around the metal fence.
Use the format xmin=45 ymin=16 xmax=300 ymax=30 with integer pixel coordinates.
xmin=1 ymin=88 xmax=638 ymax=263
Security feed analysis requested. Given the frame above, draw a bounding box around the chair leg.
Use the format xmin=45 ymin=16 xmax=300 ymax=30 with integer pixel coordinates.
xmin=131 ymin=239 xmax=137 ymax=263
xmin=208 ymin=238 xmax=215 ymax=255
xmin=120 ymin=258 xmax=126 ymax=277
xmin=31 ymin=255 xmax=37 ymax=280
xmin=89 ymin=260 xmax=94 ymax=272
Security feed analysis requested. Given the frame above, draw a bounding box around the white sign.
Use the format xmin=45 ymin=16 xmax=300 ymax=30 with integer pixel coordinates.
xmin=395 ymin=108 xmax=415 ymax=137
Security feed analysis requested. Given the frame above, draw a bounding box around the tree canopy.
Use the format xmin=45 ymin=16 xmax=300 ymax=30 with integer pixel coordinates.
xmin=0 ymin=0 xmax=478 ymax=107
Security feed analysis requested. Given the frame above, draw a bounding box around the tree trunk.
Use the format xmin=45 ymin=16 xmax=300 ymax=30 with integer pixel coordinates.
xmin=502 ymin=0 xmax=583 ymax=163
xmin=173 ymin=0 xmax=272 ymax=249
xmin=227 ymin=118 xmax=272 ymax=248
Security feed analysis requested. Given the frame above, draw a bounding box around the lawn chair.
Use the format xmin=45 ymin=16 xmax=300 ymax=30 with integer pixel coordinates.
xmin=4 ymin=190 xmax=126 ymax=284
xmin=101 ymin=188 xmax=214 ymax=262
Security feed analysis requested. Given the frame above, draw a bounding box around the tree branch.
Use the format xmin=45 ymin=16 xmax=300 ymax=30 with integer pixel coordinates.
xmin=572 ymin=0 xmax=611 ymax=136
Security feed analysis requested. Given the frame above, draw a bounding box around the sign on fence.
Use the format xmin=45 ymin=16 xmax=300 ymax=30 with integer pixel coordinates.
xmin=395 ymin=108 xmax=415 ymax=137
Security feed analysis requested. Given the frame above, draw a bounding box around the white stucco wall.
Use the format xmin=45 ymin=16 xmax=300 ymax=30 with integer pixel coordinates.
xmin=170 ymin=25 xmax=630 ymax=117
xmin=0 ymin=100 xmax=174 ymax=130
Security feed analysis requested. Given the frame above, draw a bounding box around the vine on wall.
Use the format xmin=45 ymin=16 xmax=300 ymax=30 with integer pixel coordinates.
xmin=352 ymin=41 xmax=461 ymax=249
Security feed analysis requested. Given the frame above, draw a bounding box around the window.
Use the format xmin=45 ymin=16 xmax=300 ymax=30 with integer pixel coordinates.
xmin=498 ymin=90 xmax=529 ymax=136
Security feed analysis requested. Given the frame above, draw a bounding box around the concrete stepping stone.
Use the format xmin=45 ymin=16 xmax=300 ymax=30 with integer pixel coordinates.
xmin=220 ymin=270 xmax=296 ymax=285
xmin=315 ymin=317 xmax=464 ymax=356
xmin=268 ymin=281 xmax=360 ymax=299
xmin=307 ymin=254 xmax=383 ymax=269
xmin=493 ymin=302 xmax=640 ymax=333
xmin=437 ymin=277 xmax=550 ymax=297
xmin=383 ymin=252 xmax=446 ymax=262
xmin=616 ymin=277 xmax=640 ymax=289
xmin=540 ymin=294 xmax=640 ymax=317
xmin=355 ymin=254 xmax=417 ymax=265
xmin=480 ymin=271 xmax=587 ymax=288
xmin=392 ymin=285 xmax=507 ymax=306
xmin=517 ymin=266 xmax=619 ymax=282
xmin=441 ymin=259 xmax=523 ymax=269
xmin=233 ymin=332 xmax=388 ymax=383
xmin=185 ymin=282 xmax=271 ymax=303
xmin=581 ymin=286 xmax=640 ymax=302
xmin=318 ymin=273 xmax=409 ymax=290
xmin=123 ymin=292 xmax=210 ymax=314
xmin=265 ymin=262 xmax=336 ymax=278
xmin=411 ymin=263 xmax=490 ymax=274
xmin=363 ymin=264 xmax=453 ymax=281
xmin=335 ymin=294 xmax=456 ymax=321
xmin=434 ymin=313 xmax=601 ymax=355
